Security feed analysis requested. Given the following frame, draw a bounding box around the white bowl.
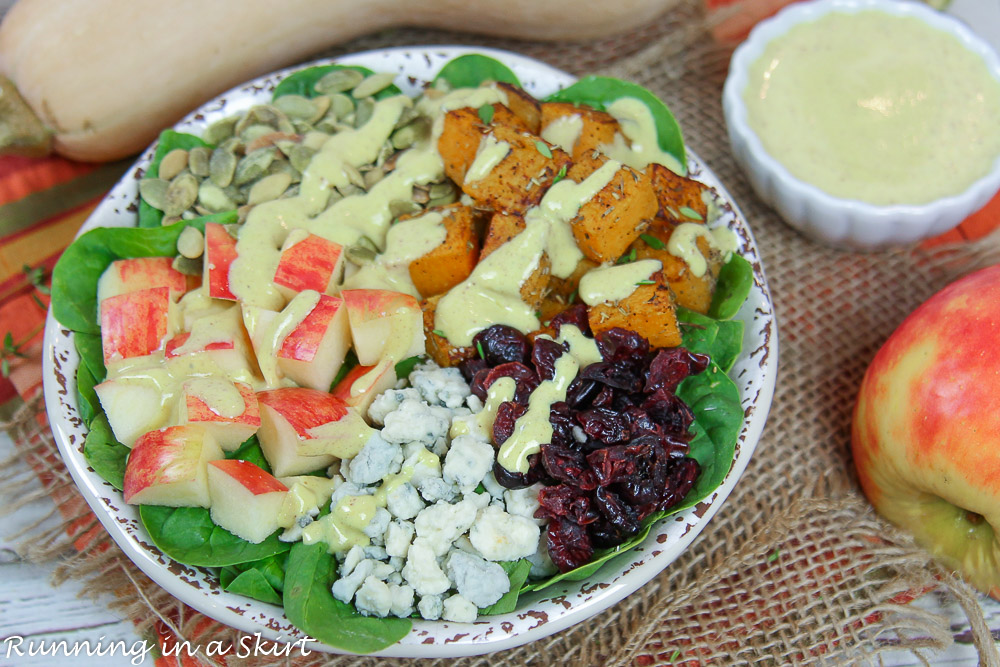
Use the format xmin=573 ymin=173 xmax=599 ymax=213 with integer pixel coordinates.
xmin=722 ymin=0 xmax=1000 ymax=250
xmin=42 ymin=46 xmax=778 ymax=657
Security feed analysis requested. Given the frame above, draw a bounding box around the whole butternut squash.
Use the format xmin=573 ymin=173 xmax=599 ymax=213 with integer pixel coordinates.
xmin=0 ymin=0 xmax=672 ymax=162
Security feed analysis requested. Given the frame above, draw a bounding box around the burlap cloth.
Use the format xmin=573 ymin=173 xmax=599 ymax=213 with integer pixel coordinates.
xmin=4 ymin=0 xmax=1000 ymax=664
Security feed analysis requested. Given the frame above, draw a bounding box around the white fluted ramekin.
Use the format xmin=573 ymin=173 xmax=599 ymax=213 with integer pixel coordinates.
xmin=722 ymin=0 xmax=1000 ymax=250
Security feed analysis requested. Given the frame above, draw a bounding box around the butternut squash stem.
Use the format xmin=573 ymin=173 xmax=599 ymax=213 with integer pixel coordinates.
xmin=0 ymin=76 xmax=52 ymax=158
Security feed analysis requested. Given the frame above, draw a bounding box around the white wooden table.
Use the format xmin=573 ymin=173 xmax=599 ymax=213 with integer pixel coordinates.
xmin=2 ymin=1 xmax=999 ymax=664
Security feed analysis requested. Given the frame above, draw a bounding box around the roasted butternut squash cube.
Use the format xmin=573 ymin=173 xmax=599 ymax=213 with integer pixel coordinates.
xmin=408 ymin=204 xmax=480 ymax=298
xmin=480 ymin=212 xmax=525 ymax=259
xmin=439 ymin=107 xmax=487 ymax=188
xmin=461 ymin=125 xmax=572 ymax=214
xmin=571 ymin=163 xmax=657 ymax=263
xmin=632 ymin=225 xmax=722 ymax=315
xmin=540 ymin=101 xmax=619 ymax=162
xmin=547 ymin=257 xmax=598 ymax=302
xmin=497 ymin=83 xmax=542 ymax=134
xmin=587 ymin=275 xmax=682 ymax=348
xmin=421 ymin=295 xmax=476 ymax=368
xmin=649 ymin=163 xmax=712 ymax=224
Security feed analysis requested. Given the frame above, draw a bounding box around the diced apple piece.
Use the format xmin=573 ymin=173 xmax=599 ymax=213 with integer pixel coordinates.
xmin=204 ymin=222 xmax=239 ymax=301
xmin=97 ymin=257 xmax=188 ymax=305
xmin=123 ymin=426 xmax=223 ymax=506
xmin=276 ymin=294 xmax=351 ymax=391
xmin=256 ymin=388 xmax=374 ymax=476
xmin=341 ymin=289 xmax=423 ymax=365
xmin=273 ymin=231 xmax=344 ymax=300
xmin=331 ymin=358 xmax=398 ymax=417
xmin=178 ymin=380 xmax=260 ymax=451
xmin=94 ymin=376 xmax=171 ymax=448
xmin=164 ymin=307 xmax=258 ymax=384
xmin=207 ymin=459 xmax=288 ymax=543
xmin=101 ymin=286 xmax=175 ymax=367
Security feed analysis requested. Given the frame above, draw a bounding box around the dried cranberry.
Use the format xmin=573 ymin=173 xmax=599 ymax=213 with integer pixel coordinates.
xmin=590 ymin=517 xmax=627 ymax=549
xmin=586 ymin=443 xmax=642 ymax=485
xmin=492 ymin=455 xmax=548 ymax=489
xmin=565 ymin=377 xmax=600 ymax=408
xmin=532 ymin=337 xmax=567 ymax=381
xmin=470 ymin=368 xmax=491 ymax=401
xmin=594 ymin=487 xmax=640 ymax=537
xmin=642 ymin=389 xmax=695 ymax=436
xmin=459 ymin=357 xmax=489 ymax=384
xmin=591 ymin=384 xmax=616 ymax=408
xmin=547 ymin=517 xmax=594 ymax=572
xmin=473 ymin=325 xmax=531 ymax=366
xmin=623 ymin=406 xmax=661 ymax=437
xmin=613 ymin=434 xmax=667 ymax=506
xmin=537 ymin=484 xmax=598 ymax=525
xmin=541 ymin=443 xmax=597 ymax=490
xmin=482 ymin=362 xmax=539 ymax=404
xmin=595 ymin=327 xmax=649 ymax=363
xmin=549 ymin=304 xmax=591 ymax=337
xmin=492 ymin=400 xmax=527 ymax=445
xmin=659 ymin=457 xmax=700 ymax=511
xmin=548 ymin=402 xmax=577 ymax=448
xmin=576 ymin=407 xmax=630 ymax=445
xmin=580 ymin=361 xmax=643 ymax=392
xmin=645 ymin=348 xmax=710 ymax=393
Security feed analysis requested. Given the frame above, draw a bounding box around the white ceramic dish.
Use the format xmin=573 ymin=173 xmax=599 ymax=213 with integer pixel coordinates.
xmin=722 ymin=0 xmax=1000 ymax=251
xmin=42 ymin=46 xmax=778 ymax=657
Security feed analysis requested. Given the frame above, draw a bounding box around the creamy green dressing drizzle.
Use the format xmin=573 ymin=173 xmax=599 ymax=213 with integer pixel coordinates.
xmin=742 ymin=10 xmax=1000 ymax=205
xmin=342 ymin=210 xmax=447 ymax=296
xmin=450 ymin=375 xmax=517 ymax=441
xmin=242 ymin=289 xmax=321 ymax=388
xmin=435 ymin=160 xmax=621 ymax=347
xmin=601 ymin=98 xmax=685 ymax=175
xmin=466 ymin=134 xmax=511 ymax=182
xmin=667 ymin=223 xmax=738 ymax=278
xmin=302 ymin=493 xmax=377 ymax=552
xmin=497 ymin=325 xmax=601 ymax=472
xmin=183 ymin=376 xmax=246 ymax=418
xmin=578 ymin=258 xmax=662 ymax=305
xmin=540 ymin=114 xmax=583 ymax=154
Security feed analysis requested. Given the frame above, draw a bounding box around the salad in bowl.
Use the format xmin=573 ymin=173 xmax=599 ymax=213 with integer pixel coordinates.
xmin=43 ymin=47 xmax=776 ymax=656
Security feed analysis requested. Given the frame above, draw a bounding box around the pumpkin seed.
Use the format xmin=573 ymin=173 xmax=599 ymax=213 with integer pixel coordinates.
xmin=164 ymin=173 xmax=199 ymax=217
xmin=329 ymin=93 xmax=354 ymax=119
xmin=198 ymin=181 xmax=237 ymax=212
xmin=315 ymin=118 xmax=339 ymax=134
xmin=337 ymin=183 xmax=361 ymax=198
xmin=268 ymin=159 xmax=300 ymax=184
xmin=248 ymin=172 xmax=293 ymax=205
xmin=391 ymin=123 xmax=421 ymax=150
xmin=188 ymin=147 xmax=211 ymax=177
xmin=379 ymin=143 xmax=398 ymax=169
xmin=235 ymin=105 xmax=284 ymax=135
xmin=394 ymin=105 xmax=419 ymax=129
xmin=429 ymin=182 xmax=455 ymax=199
xmin=274 ymin=94 xmax=319 ymax=121
xmin=352 ymin=72 xmax=397 ymax=99
xmin=390 ymin=199 xmax=422 ymax=218
xmin=240 ymin=123 xmax=276 ymax=145
xmin=282 ymin=184 xmax=300 ymax=199
xmin=302 ymin=131 xmax=330 ymax=151
xmin=345 ymin=244 xmax=376 ymax=265
xmin=354 ymin=98 xmax=375 ymax=128
xmin=172 ymin=255 xmax=203 ymax=276
xmin=315 ymin=68 xmax=364 ymax=95
xmin=343 ymin=162 xmax=366 ymax=190
xmin=291 ymin=119 xmax=314 ymax=134
xmin=209 ymin=147 xmax=237 ymax=187
xmin=236 ymin=205 xmax=253 ymax=224
xmin=411 ymin=185 xmax=430 ymax=205
xmin=234 ymin=148 xmax=275 ymax=186
xmin=181 ymin=209 xmax=199 ymax=220
xmin=363 ymin=167 xmax=384 ymax=189
xmin=218 ymin=136 xmax=244 ymax=155
xmin=289 ymin=144 xmax=317 ymax=173
xmin=158 ymin=148 xmax=189 ymax=180
xmin=428 ymin=191 xmax=458 ymax=208
xmin=161 ymin=214 xmax=182 ymax=226
xmin=139 ymin=178 xmax=169 ymax=210
xmin=308 ymin=95 xmax=332 ymax=123
xmin=176 ymin=226 xmax=204 ymax=259
xmin=222 ymin=184 xmax=247 ymax=205
xmin=203 ymin=116 xmax=237 ymax=145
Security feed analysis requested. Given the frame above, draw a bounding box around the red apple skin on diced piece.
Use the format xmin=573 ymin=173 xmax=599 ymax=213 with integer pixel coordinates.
xmin=123 ymin=426 xmax=224 ymax=507
xmin=256 ymin=388 xmax=372 ymax=476
xmin=97 ymin=257 xmax=189 ymax=305
xmin=101 ymin=286 xmax=174 ymax=367
xmin=180 ymin=381 xmax=261 ymax=451
xmin=273 ymin=233 xmax=344 ymax=300
xmin=277 ymin=294 xmax=351 ymax=391
xmin=331 ymin=358 xmax=397 ymax=417
xmin=207 ymin=459 xmax=288 ymax=544
xmin=204 ymin=222 xmax=238 ymax=301
xmin=94 ymin=378 xmax=170 ymax=448
xmin=340 ymin=289 xmax=424 ymax=365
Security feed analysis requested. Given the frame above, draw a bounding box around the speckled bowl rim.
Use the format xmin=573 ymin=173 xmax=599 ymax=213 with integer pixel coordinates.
xmin=722 ymin=0 xmax=1000 ymax=247
xmin=42 ymin=45 xmax=778 ymax=658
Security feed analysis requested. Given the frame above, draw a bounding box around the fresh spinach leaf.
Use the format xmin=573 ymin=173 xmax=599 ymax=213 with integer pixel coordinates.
xmin=82 ymin=414 xmax=129 ymax=491
xmin=330 ymin=349 xmax=359 ymax=391
xmin=74 ymin=332 xmax=106 ymax=384
xmin=283 ymin=540 xmax=411 ymax=654
xmin=708 ymin=254 xmax=754 ymax=321
xmin=545 ymin=76 xmax=686 ymax=173
xmin=226 ymin=436 xmax=271 ymax=473
xmin=433 ymin=54 xmax=520 ymax=90
xmin=219 ymin=566 xmax=239 ymax=589
xmin=52 ymin=212 xmax=237 ymax=335
xmin=677 ymin=308 xmax=744 ymax=373
xmin=273 ymin=65 xmax=401 ymax=100
xmin=139 ymin=130 xmax=213 ymax=228
xmin=224 ymin=568 xmax=282 ymax=605
xmin=139 ymin=505 xmax=291 ymax=567
xmin=238 ymin=552 xmax=287 ymax=593
xmin=393 ymin=355 xmax=424 ymax=380
xmin=76 ymin=361 xmax=99 ymax=427
xmin=481 ymin=559 xmax=532 ymax=615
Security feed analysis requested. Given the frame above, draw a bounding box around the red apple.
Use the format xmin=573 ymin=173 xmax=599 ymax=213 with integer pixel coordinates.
xmin=94 ymin=376 xmax=171 ymax=448
xmin=97 ymin=257 xmax=188 ymax=304
xmin=340 ymin=289 xmax=424 ymax=365
xmin=256 ymin=387 xmax=373 ymax=476
xmin=273 ymin=231 xmax=344 ymax=300
xmin=207 ymin=459 xmax=288 ymax=543
xmin=330 ymin=358 xmax=397 ymax=417
xmin=276 ymin=293 xmax=351 ymax=391
xmin=853 ymin=264 xmax=1000 ymax=597
xmin=164 ymin=307 xmax=258 ymax=383
xmin=100 ymin=286 xmax=175 ymax=367
xmin=204 ymin=222 xmax=239 ymax=301
xmin=123 ymin=425 xmax=223 ymax=506
xmin=178 ymin=380 xmax=260 ymax=451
